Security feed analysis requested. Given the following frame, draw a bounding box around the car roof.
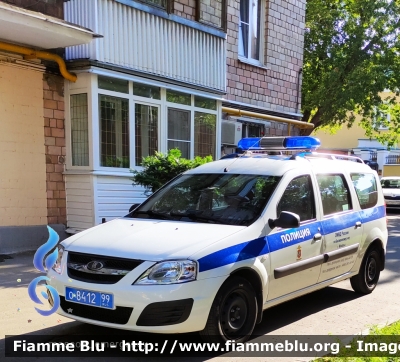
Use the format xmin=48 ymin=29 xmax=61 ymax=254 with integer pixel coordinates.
xmin=381 ymin=176 xmax=400 ymax=180
xmin=185 ymin=155 xmax=373 ymax=177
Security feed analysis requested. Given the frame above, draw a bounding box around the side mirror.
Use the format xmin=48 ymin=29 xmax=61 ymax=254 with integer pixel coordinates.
xmin=268 ymin=211 xmax=300 ymax=229
xmin=129 ymin=203 xmax=141 ymax=213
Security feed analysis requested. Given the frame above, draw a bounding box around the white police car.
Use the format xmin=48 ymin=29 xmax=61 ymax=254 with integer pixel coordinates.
xmin=48 ymin=136 xmax=388 ymax=343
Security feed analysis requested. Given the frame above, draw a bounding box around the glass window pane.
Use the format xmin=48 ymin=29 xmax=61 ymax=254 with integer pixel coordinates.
xmin=250 ymin=0 xmax=261 ymax=60
xmin=351 ymin=173 xmax=378 ymax=210
xmin=132 ymin=82 xmax=161 ymax=99
xmin=166 ymin=89 xmax=191 ymax=105
xmin=195 ymin=112 xmax=216 ymax=159
xmin=168 ymin=140 xmax=190 ymax=159
xmin=98 ymin=75 xmax=129 ymax=93
xmin=131 ymin=174 xmax=281 ymax=226
xmin=99 ymin=95 xmax=129 ymax=168
xmin=135 ymin=104 xmax=158 ymax=166
xmin=317 ymin=174 xmax=352 ymax=215
xmin=194 ymin=96 xmax=217 ymax=110
xmin=168 ymin=108 xmax=190 ymax=141
xmin=70 ymin=94 xmax=89 ymax=166
xmin=277 ymin=175 xmax=316 ymax=222
xmin=239 ymin=0 xmax=250 ymax=57
xmin=142 ymin=0 xmax=166 ymax=8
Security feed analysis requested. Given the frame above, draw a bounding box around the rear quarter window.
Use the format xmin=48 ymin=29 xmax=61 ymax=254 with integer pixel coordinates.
xmin=351 ymin=173 xmax=378 ymax=209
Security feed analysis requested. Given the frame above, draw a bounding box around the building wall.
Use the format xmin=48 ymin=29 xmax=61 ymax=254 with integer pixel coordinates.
xmin=0 ymin=63 xmax=47 ymax=227
xmin=226 ymin=0 xmax=306 ymax=114
xmin=44 ymin=74 xmax=67 ymax=225
xmin=312 ymin=123 xmax=364 ymax=150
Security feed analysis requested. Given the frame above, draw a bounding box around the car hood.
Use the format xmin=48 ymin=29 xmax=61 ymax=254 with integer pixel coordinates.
xmin=62 ymin=218 xmax=246 ymax=261
xmin=382 ymin=188 xmax=400 ymax=196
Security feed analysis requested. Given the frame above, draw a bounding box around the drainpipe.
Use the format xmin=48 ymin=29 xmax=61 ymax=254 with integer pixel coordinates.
xmin=295 ymin=67 xmax=303 ymax=113
xmin=0 ymin=41 xmax=77 ymax=82
xmin=222 ymin=107 xmax=314 ymax=130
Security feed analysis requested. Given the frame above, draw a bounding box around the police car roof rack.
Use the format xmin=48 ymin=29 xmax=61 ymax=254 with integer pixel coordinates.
xmin=297 ymin=152 xmax=365 ymax=163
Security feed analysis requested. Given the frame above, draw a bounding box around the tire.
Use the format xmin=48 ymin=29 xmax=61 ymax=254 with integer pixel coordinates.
xmin=199 ymin=276 xmax=258 ymax=343
xmin=350 ymin=249 xmax=381 ymax=294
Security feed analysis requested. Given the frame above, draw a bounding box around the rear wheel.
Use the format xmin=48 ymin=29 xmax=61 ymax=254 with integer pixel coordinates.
xmin=200 ymin=276 xmax=257 ymax=343
xmin=350 ymin=249 xmax=380 ymax=294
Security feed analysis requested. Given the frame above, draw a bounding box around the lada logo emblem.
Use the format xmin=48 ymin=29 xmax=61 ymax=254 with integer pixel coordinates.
xmin=86 ymin=261 xmax=104 ymax=271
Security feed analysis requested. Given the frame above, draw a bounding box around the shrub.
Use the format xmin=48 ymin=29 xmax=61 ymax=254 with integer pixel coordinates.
xmin=131 ymin=149 xmax=212 ymax=194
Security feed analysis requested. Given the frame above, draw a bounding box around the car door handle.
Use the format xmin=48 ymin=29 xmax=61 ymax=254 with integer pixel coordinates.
xmin=313 ymin=233 xmax=322 ymax=241
xmin=355 ymin=221 xmax=362 ymax=229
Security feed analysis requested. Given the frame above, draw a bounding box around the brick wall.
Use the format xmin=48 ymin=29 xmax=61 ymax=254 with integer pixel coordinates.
xmin=174 ymin=0 xmax=224 ymax=28
xmin=43 ymin=74 xmax=66 ymax=225
xmin=226 ymin=0 xmax=306 ymax=115
xmin=2 ymin=0 xmax=64 ymax=18
xmin=198 ymin=0 xmax=224 ymax=28
xmin=173 ymin=0 xmax=196 ymax=20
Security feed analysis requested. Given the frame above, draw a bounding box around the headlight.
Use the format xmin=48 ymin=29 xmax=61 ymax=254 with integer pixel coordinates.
xmin=52 ymin=245 xmax=65 ymax=274
xmin=134 ymin=260 xmax=197 ymax=285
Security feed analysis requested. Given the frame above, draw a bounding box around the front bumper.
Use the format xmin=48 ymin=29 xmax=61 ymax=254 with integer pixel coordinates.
xmin=47 ymin=263 xmax=226 ymax=334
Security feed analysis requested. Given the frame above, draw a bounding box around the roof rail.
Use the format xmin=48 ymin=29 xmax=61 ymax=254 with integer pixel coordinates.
xmin=295 ymin=152 xmax=365 ymax=163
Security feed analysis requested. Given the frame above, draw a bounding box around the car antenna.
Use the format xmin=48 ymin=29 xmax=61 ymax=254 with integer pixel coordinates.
xmin=223 ymin=138 xmax=261 ymax=172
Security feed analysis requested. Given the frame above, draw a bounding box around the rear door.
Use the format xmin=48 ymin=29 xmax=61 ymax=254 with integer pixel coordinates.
xmin=317 ymin=173 xmax=362 ymax=282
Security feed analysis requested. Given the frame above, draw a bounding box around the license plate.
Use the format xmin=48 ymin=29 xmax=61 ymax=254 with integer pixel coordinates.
xmin=65 ymin=287 xmax=114 ymax=309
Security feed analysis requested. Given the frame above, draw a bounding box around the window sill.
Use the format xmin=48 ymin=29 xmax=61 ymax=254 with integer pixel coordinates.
xmin=238 ymin=56 xmax=270 ymax=70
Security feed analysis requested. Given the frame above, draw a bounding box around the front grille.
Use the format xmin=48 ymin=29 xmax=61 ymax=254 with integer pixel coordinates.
xmin=384 ymin=195 xmax=400 ymax=200
xmin=137 ymin=299 xmax=193 ymax=326
xmin=67 ymin=252 xmax=143 ymax=284
xmin=60 ymin=297 xmax=133 ymax=324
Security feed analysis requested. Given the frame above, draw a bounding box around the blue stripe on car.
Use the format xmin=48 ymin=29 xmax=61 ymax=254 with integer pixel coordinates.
xmin=197 ymin=206 xmax=385 ymax=272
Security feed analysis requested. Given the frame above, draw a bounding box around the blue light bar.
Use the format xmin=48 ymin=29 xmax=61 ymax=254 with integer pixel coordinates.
xmin=283 ymin=136 xmax=321 ymax=149
xmin=237 ymin=138 xmax=262 ymax=150
xmin=238 ymin=136 xmax=321 ymax=151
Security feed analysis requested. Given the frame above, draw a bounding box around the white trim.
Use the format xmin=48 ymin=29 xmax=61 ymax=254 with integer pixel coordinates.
xmin=91 ymin=73 xmax=100 ymax=170
xmin=238 ymin=56 xmax=270 ymax=69
xmin=80 ymin=68 xmax=224 ymax=100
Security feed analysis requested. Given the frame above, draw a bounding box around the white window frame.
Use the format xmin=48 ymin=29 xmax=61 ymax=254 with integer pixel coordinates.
xmin=238 ymin=0 xmax=265 ymax=66
xmin=65 ymin=70 xmax=222 ymax=174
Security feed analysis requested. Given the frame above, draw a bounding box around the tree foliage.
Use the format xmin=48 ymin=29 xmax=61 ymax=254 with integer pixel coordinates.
xmin=302 ymin=0 xmax=400 ymax=146
xmin=131 ymin=149 xmax=213 ymax=194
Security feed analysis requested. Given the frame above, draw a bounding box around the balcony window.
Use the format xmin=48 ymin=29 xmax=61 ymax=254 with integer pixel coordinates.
xmin=99 ymin=95 xmax=130 ymax=168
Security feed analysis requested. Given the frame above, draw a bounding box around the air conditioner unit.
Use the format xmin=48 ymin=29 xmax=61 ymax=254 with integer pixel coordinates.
xmin=222 ymin=121 xmax=242 ymax=146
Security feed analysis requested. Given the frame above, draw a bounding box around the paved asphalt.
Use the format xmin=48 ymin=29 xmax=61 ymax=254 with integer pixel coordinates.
xmin=1 ymin=211 xmax=400 ymax=361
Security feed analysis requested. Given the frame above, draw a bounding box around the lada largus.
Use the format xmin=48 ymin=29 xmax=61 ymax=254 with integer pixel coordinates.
xmin=47 ymin=136 xmax=388 ymax=343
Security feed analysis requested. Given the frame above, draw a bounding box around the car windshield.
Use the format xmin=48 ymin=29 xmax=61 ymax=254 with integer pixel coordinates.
xmin=381 ymin=179 xmax=400 ymax=189
xmin=129 ymin=174 xmax=281 ymax=226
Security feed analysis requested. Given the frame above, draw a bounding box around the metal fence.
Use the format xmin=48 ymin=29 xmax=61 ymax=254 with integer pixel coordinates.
xmin=386 ymin=155 xmax=400 ymax=164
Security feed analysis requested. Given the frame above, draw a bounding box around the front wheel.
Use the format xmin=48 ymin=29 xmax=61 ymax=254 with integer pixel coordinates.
xmin=199 ymin=276 xmax=258 ymax=343
xmin=350 ymin=249 xmax=381 ymax=294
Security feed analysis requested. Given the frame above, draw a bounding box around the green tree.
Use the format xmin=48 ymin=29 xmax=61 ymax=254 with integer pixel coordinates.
xmin=131 ymin=149 xmax=212 ymax=194
xmin=302 ymin=0 xmax=400 ymax=146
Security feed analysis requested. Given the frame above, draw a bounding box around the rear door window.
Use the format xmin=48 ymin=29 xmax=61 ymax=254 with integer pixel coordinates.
xmin=316 ymin=174 xmax=352 ymax=216
xmin=351 ymin=173 xmax=378 ymax=209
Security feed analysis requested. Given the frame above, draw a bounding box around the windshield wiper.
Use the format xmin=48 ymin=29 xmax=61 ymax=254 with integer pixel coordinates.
xmin=170 ymin=211 xmax=224 ymax=224
xmin=133 ymin=210 xmax=171 ymax=220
